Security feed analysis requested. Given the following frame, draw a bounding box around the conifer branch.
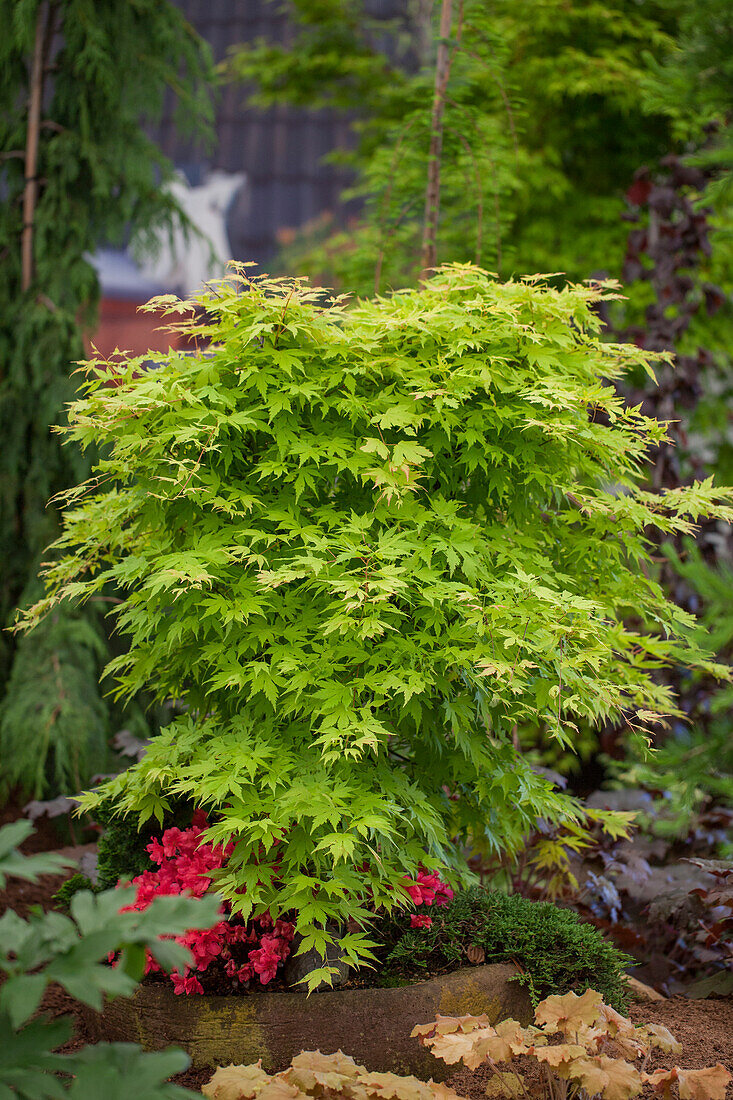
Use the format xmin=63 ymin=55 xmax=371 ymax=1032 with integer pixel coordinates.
xmin=21 ymin=1 xmax=50 ymax=292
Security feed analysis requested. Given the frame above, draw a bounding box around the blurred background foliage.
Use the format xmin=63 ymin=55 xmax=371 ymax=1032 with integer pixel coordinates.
xmin=227 ymin=0 xmax=684 ymax=290
xmin=0 ymin=0 xmax=214 ymax=801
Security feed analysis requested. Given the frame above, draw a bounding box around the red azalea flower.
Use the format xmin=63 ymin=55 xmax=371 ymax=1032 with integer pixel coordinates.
xmin=411 ymin=913 xmax=433 ymax=929
xmin=171 ymin=970 xmax=204 ymax=995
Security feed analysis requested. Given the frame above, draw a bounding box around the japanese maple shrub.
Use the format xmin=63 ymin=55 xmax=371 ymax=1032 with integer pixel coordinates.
xmin=21 ymin=264 xmax=732 ymax=983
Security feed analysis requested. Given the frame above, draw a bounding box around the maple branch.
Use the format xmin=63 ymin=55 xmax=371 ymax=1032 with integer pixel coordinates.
xmin=444 ymin=90 xmax=504 ymax=266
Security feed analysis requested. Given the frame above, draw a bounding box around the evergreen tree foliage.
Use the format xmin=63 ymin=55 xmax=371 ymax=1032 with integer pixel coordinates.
xmin=21 ymin=265 xmax=733 ymax=976
xmin=0 ymin=0 xmax=214 ymax=797
xmin=0 ymin=604 xmax=109 ymax=800
xmin=226 ymin=0 xmax=679 ymax=292
xmin=641 ymin=0 xmax=733 ymax=205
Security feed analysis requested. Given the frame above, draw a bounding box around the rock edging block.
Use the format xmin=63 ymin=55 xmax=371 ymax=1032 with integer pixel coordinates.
xmin=84 ymin=963 xmax=532 ymax=1077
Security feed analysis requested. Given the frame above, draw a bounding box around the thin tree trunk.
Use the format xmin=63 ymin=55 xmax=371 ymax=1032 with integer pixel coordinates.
xmin=21 ymin=2 xmax=48 ymax=292
xmin=419 ymin=0 xmax=454 ymax=282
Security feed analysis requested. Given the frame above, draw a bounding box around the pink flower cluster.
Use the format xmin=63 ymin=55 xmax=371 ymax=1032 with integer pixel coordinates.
xmin=120 ymin=811 xmax=295 ymax=995
xmin=119 ymin=812 xmax=454 ymax=995
xmin=405 ymin=869 xmax=454 ymax=929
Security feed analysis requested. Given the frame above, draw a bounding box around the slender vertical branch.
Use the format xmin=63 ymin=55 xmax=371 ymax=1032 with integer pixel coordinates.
xmin=374 ymin=120 xmax=415 ymax=294
xmin=454 ymin=131 xmax=485 ymax=266
xmin=21 ymin=1 xmax=49 ymax=292
xmin=419 ymin=0 xmax=455 ymax=281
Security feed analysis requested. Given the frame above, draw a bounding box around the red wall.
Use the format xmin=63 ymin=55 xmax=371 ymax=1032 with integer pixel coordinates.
xmin=89 ymin=298 xmax=185 ymax=359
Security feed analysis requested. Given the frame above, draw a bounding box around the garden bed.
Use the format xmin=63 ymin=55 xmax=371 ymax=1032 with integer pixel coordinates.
xmin=2 ymin=847 xmax=732 ymax=1097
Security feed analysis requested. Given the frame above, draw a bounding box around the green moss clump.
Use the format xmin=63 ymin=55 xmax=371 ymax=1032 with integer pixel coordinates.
xmin=377 ymin=886 xmax=632 ymax=1011
xmin=95 ymin=810 xmax=154 ymax=890
xmin=94 ymin=798 xmax=196 ymax=889
xmin=52 ymin=873 xmax=97 ymax=910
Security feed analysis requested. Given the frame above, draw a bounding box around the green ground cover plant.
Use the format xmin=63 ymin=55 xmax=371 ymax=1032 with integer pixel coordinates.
xmin=376 ymin=886 xmax=632 ymax=1010
xmin=21 ymin=264 xmax=733 ymax=982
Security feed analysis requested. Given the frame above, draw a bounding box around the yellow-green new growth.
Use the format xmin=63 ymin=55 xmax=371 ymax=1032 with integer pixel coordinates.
xmin=20 ymin=264 xmax=733 ymax=981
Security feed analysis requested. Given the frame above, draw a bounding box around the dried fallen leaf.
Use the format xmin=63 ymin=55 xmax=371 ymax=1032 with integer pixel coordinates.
xmin=675 ymin=1066 xmax=730 ymax=1100
xmin=427 ymin=1031 xmax=488 ymax=1070
xmin=645 ymin=1069 xmax=679 ymax=1100
xmin=430 ymin=1084 xmax=467 ymax=1100
xmin=287 ymin=1050 xmax=365 ymax=1093
xmin=587 ymin=1055 xmax=641 ymax=1100
xmin=258 ymin=1081 xmax=308 ymax=1100
xmin=495 ymin=1020 xmax=530 ymax=1056
xmin=359 ymin=1072 xmax=430 ymax=1100
xmin=412 ymin=1015 xmax=490 ymax=1040
xmin=599 ymin=1003 xmax=636 ymax=1039
xmin=485 ymin=1072 xmax=525 ymax=1098
xmin=556 ymin=1054 xmax=610 ymax=1097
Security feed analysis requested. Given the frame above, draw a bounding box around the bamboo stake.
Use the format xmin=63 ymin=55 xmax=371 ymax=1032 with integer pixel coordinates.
xmin=21 ymin=2 xmax=48 ymax=292
xmin=419 ymin=0 xmax=454 ymax=282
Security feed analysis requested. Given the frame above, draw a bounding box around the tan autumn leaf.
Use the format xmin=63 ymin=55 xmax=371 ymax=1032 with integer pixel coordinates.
xmin=203 ymin=1063 xmax=272 ymax=1100
xmin=428 ymin=1031 xmax=486 ymax=1070
xmin=287 ymin=1050 xmax=364 ymax=1094
xmin=556 ymin=1054 xmax=610 ymax=1096
xmin=411 ymin=1015 xmax=489 ymax=1040
xmin=535 ymin=989 xmax=603 ymax=1037
xmin=358 ymin=1071 xmax=430 ymax=1100
xmin=257 ymin=1081 xmax=308 ymax=1100
xmin=412 ymin=1022 xmax=438 ymax=1039
xmin=430 ymin=1083 xmax=469 ymax=1100
xmin=291 ymin=1051 xmax=364 ymax=1079
xmin=613 ymin=1034 xmax=648 ymax=1062
xmin=495 ymin=1020 xmax=530 ymax=1056
xmin=485 ymin=1072 xmax=526 ymax=1098
xmin=443 ymin=1014 xmax=492 ymax=1034
xmin=599 ymin=1004 xmax=636 ymax=1039
xmin=675 ymin=1065 xmax=732 ymax=1100
xmin=591 ymin=1055 xmax=642 ymax=1100
xmin=642 ymin=1064 xmax=731 ymax=1100
xmin=644 ymin=1070 xmax=679 ymax=1100
xmin=472 ymin=1030 xmax=516 ymax=1065
xmin=531 ymin=1044 xmax=587 ymax=1067
xmin=466 ymin=944 xmax=486 ymax=965
xmin=523 ymin=1025 xmax=548 ymax=1048
xmin=287 ymin=1070 xmax=350 ymax=1095
xmin=636 ymin=1024 xmax=682 ymax=1054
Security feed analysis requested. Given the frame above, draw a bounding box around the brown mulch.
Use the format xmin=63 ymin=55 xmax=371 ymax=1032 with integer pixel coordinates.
xmin=0 ymin=797 xmax=62 ymax=854
xmin=2 ymin=850 xmax=731 ymax=1096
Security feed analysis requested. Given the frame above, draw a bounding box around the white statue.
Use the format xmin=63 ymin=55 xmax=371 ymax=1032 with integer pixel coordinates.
xmin=136 ymin=169 xmax=247 ymax=296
